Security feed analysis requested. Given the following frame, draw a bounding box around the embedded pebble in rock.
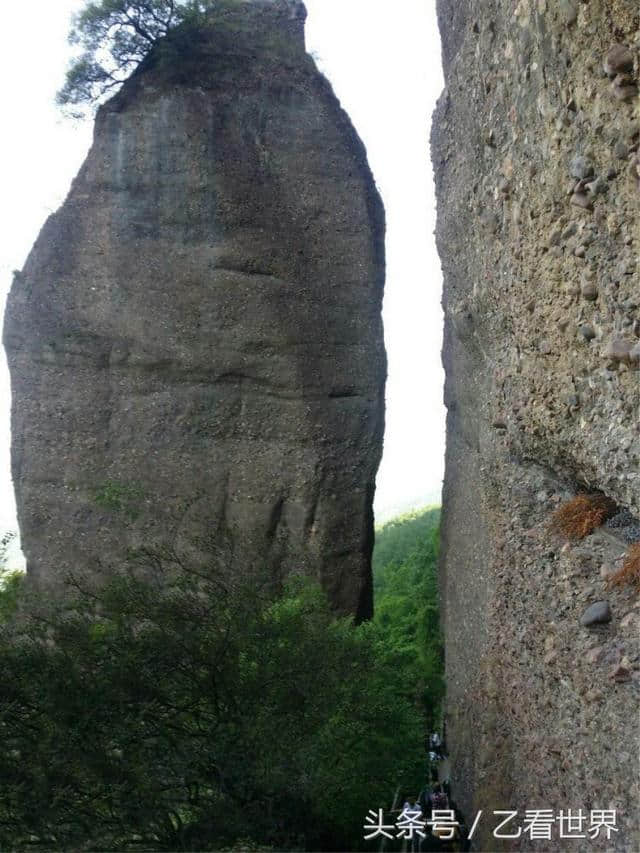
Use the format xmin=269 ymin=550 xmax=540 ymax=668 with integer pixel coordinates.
xmin=630 ymin=342 xmax=640 ymax=364
xmin=571 ymin=192 xmax=593 ymax=210
xmin=579 ymin=324 xmax=596 ymax=341
xmin=610 ymin=661 xmax=633 ymax=682
xmin=581 ymin=601 xmax=612 ymax=626
xmin=584 ymin=689 xmax=604 ymax=703
xmin=559 ymin=0 xmax=578 ymax=26
xmin=585 ymin=646 xmax=604 ymax=664
xmin=604 ymin=44 xmax=635 ymax=77
xmin=570 ymin=155 xmax=594 ymax=180
xmin=586 ymin=176 xmax=608 ymax=196
xmin=615 ymin=140 xmax=630 ymax=160
xmin=611 ymin=77 xmax=638 ymax=102
xmin=581 ymin=280 xmax=598 ymax=301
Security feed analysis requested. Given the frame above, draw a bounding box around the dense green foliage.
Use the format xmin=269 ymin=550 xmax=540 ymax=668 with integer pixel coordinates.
xmin=0 ymin=565 xmax=424 ymax=851
xmin=57 ymin=0 xmax=220 ymax=109
xmin=373 ymin=507 xmax=440 ymax=578
xmin=0 ymin=571 xmax=24 ymax=623
xmin=0 ymin=507 xmax=443 ymax=849
xmin=373 ymin=507 xmax=444 ymax=729
xmin=0 ymin=533 xmax=23 ymax=623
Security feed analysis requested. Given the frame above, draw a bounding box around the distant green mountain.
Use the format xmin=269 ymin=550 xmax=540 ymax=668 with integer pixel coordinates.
xmin=373 ymin=505 xmax=441 ymax=583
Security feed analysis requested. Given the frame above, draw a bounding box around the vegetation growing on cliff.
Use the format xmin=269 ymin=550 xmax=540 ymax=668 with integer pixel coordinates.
xmin=0 ymin=564 xmax=424 ymax=851
xmin=606 ymin=542 xmax=640 ymax=591
xmin=57 ymin=0 xmax=219 ymax=108
xmin=373 ymin=507 xmax=444 ymax=729
xmin=0 ymin=507 xmax=443 ymax=849
xmin=0 ymin=533 xmax=23 ymax=623
xmin=550 ymin=493 xmax=617 ymax=540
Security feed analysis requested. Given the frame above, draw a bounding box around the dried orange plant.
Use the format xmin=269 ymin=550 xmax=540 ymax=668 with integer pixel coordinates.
xmin=606 ymin=543 xmax=640 ymax=592
xmin=550 ymin=493 xmax=617 ymax=540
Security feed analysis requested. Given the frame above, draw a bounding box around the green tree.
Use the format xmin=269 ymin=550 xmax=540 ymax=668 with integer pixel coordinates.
xmin=373 ymin=508 xmax=444 ymax=729
xmin=57 ymin=0 xmax=218 ymax=109
xmin=0 ymin=531 xmax=24 ymax=624
xmin=0 ymin=562 xmax=423 ymax=850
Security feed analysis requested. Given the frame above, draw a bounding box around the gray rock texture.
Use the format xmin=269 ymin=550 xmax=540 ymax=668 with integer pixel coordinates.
xmin=580 ymin=600 xmax=612 ymax=626
xmin=4 ymin=0 xmax=386 ymax=620
xmin=432 ymin=0 xmax=639 ymax=849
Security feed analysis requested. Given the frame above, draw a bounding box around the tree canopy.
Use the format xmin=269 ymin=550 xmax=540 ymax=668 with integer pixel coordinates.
xmin=0 ymin=507 xmax=444 ymax=849
xmin=0 ymin=563 xmax=424 ymax=850
xmin=57 ymin=0 xmax=218 ymax=109
xmin=372 ymin=507 xmax=444 ymax=729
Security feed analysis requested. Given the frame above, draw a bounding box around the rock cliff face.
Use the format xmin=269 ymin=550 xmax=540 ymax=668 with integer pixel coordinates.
xmin=433 ymin=1 xmax=639 ymax=848
xmin=4 ymin=0 xmax=385 ymax=619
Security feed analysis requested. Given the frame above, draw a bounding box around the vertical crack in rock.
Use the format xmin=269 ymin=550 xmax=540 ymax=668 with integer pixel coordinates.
xmin=433 ymin=0 xmax=639 ymax=848
xmin=4 ymin=0 xmax=386 ymax=621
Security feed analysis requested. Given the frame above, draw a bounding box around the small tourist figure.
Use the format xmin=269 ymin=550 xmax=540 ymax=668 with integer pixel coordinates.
xmin=429 ymin=731 xmax=443 ymax=757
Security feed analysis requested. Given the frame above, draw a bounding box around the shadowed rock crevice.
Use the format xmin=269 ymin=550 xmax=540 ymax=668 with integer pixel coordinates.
xmin=4 ymin=0 xmax=386 ymax=619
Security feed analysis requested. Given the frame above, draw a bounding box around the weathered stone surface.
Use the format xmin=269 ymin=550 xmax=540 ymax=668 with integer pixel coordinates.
xmin=580 ymin=600 xmax=612 ymax=626
xmin=4 ymin=0 xmax=386 ymax=620
xmin=432 ymin=0 xmax=639 ymax=848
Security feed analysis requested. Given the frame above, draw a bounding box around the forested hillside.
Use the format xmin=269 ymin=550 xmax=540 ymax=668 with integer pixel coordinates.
xmin=0 ymin=508 xmax=444 ymax=850
xmin=373 ymin=507 xmax=444 ymax=729
xmin=0 ymin=567 xmax=425 ymax=850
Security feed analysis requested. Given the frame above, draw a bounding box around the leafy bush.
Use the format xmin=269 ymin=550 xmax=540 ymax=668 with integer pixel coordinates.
xmin=0 ymin=532 xmax=25 ymax=624
xmin=0 ymin=564 xmax=423 ymax=851
xmin=0 ymin=571 xmax=25 ymax=623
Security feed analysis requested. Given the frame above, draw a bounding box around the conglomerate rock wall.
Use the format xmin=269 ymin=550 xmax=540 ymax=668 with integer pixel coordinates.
xmin=4 ymin=0 xmax=386 ymax=619
xmin=432 ymin=1 xmax=639 ymax=849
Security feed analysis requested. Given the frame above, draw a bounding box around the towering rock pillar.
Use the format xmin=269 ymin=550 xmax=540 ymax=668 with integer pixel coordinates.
xmin=433 ymin=1 xmax=639 ymax=848
xmin=4 ymin=0 xmax=386 ymax=619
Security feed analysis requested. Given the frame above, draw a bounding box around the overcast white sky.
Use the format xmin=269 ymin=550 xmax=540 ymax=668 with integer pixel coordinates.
xmin=0 ymin=0 xmax=445 ymax=546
